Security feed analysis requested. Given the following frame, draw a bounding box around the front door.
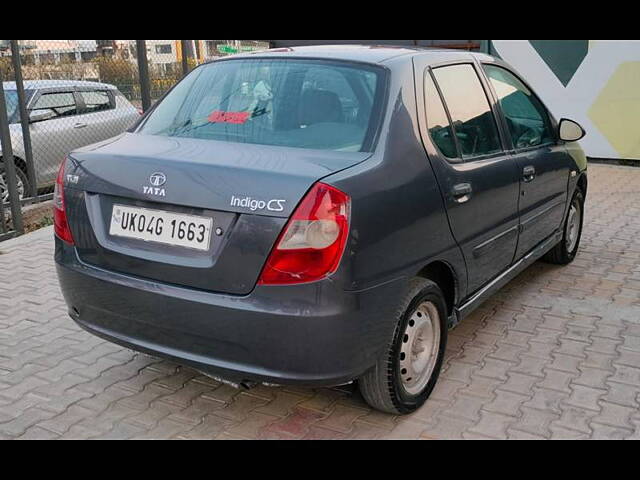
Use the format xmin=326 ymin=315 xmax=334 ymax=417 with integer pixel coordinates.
xmin=29 ymin=90 xmax=83 ymax=186
xmin=417 ymin=62 xmax=521 ymax=296
xmin=481 ymin=64 xmax=572 ymax=258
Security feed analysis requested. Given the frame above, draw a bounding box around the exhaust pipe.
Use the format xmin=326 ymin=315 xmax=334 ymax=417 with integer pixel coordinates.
xmin=198 ymin=371 xmax=260 ymax=390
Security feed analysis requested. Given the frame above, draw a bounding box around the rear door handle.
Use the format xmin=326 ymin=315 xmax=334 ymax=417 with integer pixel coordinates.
xmin=451 ymin=183 xmax=472 ymax=204
xmin=523 ymin=165 xmax=536 ymax=182
xmin=74 ymin=122 xmax=87 ymax=129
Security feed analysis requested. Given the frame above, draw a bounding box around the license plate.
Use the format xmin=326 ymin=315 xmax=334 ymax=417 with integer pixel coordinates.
xmin=109 ymin=204 xmax=213 ymax=251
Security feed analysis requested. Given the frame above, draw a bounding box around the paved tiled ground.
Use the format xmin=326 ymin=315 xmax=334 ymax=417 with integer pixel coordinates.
xmin=1 ymin=163 xmax=639 ymax=440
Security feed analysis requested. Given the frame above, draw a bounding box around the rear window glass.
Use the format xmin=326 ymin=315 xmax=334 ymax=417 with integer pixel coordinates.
xmin=139 ymin=59 xmax=386 ymax=152
xmin=80 ymin=90 xmax=113 ymax=113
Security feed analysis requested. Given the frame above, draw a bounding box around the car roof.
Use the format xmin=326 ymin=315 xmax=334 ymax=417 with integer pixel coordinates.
xmin=218 ymin=44 xmax=495 ymax=66
xmin=2 ymin=79 xmax=117 ymax=91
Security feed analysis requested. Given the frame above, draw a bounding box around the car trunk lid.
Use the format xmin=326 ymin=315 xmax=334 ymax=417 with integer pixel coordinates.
xmin=65 ymin=133 xmax=370 ymax=295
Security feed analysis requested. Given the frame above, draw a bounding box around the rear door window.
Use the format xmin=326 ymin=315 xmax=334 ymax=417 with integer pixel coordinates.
xmin=31 ymin=91 xmax=79 ymax=118
xmin=483 ymin=64 xmax=555 ymax=150
xmin=80 ymin=90 xmax=114 ymax=114
xmin=432 ymin=64 xmax=502 ymax=159
xmin=139 ymin=59 xmax=386 ymax=152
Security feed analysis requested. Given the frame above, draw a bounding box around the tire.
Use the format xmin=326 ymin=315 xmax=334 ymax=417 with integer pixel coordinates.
xmin=543 ymin=189 xmax=585 ymax=265
xmin=0 ymin=162 xmax=29 ymax=204
xmin=358 ymin=277 xmax=448 ymax=414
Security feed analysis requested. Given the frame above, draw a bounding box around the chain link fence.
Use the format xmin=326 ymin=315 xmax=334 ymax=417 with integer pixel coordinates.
xmin=0 ymin=40 xmax=269 ymax=240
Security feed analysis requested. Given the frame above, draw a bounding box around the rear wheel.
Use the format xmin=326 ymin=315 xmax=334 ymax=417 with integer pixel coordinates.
xmin=543 ymin=189 xmax=584 ymax=265
xmin=358 ymin=278 xmax=448 ymax=414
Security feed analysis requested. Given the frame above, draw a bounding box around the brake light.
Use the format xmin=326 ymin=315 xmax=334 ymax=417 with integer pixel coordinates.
xmin=53 ymin=159 xmax=74 ymax=245
xmin=258 ymin=182 xmax=350 ymax=285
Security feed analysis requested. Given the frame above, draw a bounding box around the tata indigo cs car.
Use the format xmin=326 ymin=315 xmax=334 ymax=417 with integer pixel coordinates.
xmin=54 ymin=46 xmax=588 ymax=414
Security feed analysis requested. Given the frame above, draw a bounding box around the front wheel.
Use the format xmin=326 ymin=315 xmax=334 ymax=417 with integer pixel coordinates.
xmin=543 ymin=189 xmax=585 ymax=265
xmin=358 ymin=278 xmax=448 ymax=414
xmin=0 ymin=163 xmax=29 ymax=204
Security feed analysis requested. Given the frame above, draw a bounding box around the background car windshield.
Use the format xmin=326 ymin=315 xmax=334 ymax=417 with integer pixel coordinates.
xmin=139 ymin=59 xmax=384 ymax=152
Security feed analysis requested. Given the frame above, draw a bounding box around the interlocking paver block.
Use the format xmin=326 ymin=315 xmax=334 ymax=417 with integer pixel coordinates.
xmin=475 ymin=358 xmax=514 ymax=381
xmin=592 ymin=401 xmax=637 ymax=430
xmin=38 ymin=405 xmax=96 ymax=435
xmin=500 ymin=372 xmax=539 ymax=396
xmin=261 ymin=406 xmax=326 ymax=439
xmin=510 ymin=407 xmax=559 ymax=438
xmin=226 ymin=411 xmax=279 ymax=439
xmin=0 ymin=407 xmax=58 ymax=437
xmin=484 ymin=389 xmax=529 ymax=416
xmin=213 ymin=392 xmax=269 ymax=422
xmin=17 ymin=426 xmax=60 ymax=440
xmin=469 ymin=411 xmax=514 ymax=439
xmin=590 ymin=422 xmax=633 ymax=440
xmin=537 ymin=369 xmax=575 ymax=393
xmin=133 ymin=417 xmax=196 ymax=440
xmin=610 ymin=365 xmax=640 ymax=387
xmin=602 ymin=381 xmax=640 ymax=408
xmin=313 ymin=403 xmax=369 ymax=434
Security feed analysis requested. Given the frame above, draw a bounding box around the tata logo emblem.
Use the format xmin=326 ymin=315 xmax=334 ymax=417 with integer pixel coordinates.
xmin=143 ymin=172 xmax=167 ymax=197
xmin=149 ymin=172 xmax=166 ymax=187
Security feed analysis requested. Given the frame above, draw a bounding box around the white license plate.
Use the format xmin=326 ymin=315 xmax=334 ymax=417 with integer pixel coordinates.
xmin=109 ymin=204 xmax=213 ymax=251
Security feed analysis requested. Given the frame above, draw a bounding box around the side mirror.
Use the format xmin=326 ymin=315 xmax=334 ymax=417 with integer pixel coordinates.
xmin=558 ymin=118 xmax=586 ymax=142
xmin=29 ymin=109 xmax=56 ymax=124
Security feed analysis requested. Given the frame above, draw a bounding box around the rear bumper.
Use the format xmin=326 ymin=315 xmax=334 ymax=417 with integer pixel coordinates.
xmin=55 ymin=238 xmax=405 ymax=387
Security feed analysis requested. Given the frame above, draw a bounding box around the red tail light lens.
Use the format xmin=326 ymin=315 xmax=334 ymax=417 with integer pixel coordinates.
xmin=53 ymin=159 xmax=74 ymax=245
xmin=258 ymin=182 xmax=350 ymax=285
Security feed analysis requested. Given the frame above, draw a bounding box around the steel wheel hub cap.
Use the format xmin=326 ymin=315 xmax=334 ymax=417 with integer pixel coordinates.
xmin=399 ymin=301 xmax=441 ymax=395
xmin=565 ymin=201 xmax=581 ymax=252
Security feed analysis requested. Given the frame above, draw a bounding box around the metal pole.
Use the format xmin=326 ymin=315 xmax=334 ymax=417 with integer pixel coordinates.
xmin=0 ymin=70 xmax=24 ymax=234
xmin=181 ymin=40 xmax=190 ymax=77
xmin=136 ymin=40 xmax=151 ymax=112
xmin=10 ymin=40 xmax=37 ymax=198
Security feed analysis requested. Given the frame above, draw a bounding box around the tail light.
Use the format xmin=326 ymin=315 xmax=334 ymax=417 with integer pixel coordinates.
xmin=258 ymin=182 xmax=350 ymax=285
xmin=53 ymin=159 xmax=74 ymax=245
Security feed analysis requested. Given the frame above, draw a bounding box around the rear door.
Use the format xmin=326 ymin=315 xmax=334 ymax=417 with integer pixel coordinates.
xmin=28 ymin=89 xmax=83 ymax=186
xmin=76 ymin=89 xmax=126 ymax=144
xmin=416 ymin=61 xmax=521 ymax=295
xmin=481 ymin=63 xmax=572 ymax=258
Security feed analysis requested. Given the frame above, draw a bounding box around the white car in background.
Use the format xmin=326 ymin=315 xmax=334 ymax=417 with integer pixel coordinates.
xmin=1 ymin=80 xmax=140 ymax=202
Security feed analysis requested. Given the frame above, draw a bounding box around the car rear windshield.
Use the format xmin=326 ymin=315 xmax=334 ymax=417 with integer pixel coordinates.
xmin=138 ymin=59 xmax=386 ymax=152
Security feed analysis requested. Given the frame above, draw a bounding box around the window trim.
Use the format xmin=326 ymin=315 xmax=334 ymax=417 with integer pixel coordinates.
xmin=429 ymin=62 xmax=508 ymax=163
xmin=480 ymin=62 xmax=559 ymax=153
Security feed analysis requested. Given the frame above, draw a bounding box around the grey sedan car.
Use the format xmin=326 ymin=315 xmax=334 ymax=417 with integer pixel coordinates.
xmin=55 ymin=46 xmax=587 ymax=414
xmin=1 ymin=80 xmax=140 ymax=202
